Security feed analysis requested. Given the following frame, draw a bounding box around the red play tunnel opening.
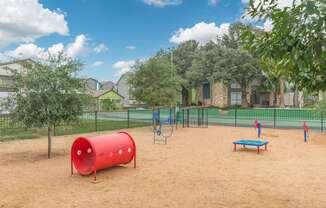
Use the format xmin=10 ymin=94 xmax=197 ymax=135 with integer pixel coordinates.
xmin=71 ymin=137 xmax=95 ymax=175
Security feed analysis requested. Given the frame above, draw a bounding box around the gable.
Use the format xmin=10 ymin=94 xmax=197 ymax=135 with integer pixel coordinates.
xmin=98 ymin=90 xmax=124 ymax=100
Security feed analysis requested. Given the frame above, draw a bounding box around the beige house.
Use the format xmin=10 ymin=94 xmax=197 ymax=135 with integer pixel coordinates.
xmin=195 ymin=80 xmax=303 ymax=108
xmin=0 ymin=59 xmax=37 ymax=112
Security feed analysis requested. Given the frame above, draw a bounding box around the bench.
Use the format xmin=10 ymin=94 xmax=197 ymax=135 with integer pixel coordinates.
xmin=233 ymin=139 xmax=269 ymax=154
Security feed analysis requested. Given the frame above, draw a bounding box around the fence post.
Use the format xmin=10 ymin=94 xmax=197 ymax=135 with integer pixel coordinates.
xmin=187 ymin=109 xmax=190 ymax=127
xmin=182 ymin=109 xmax=185 ymax=128
xmin=206 ymin=108 xmax=208 ymax=127
xmin=197 ymin=108 xmax=200 ymax=127
xmin=273 ymin=108 xmax=276 ymax=128
xmin=321 ymin=111 xmax=324 ymax=132
xmin=127 ymin=109 xmax=130 ymax=128
xmin=234 ymin=107 xmax=237 ymax=127
xmin=95 ymin=111 xmax=98 ymax=131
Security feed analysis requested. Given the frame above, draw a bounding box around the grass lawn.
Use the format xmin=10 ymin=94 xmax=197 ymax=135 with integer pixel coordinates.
xmin=0 ymin=119 xmax=148 ymax=142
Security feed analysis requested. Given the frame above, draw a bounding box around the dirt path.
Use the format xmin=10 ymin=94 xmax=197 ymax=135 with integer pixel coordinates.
xmin=0 ymin=126 xmax=326 ymax=208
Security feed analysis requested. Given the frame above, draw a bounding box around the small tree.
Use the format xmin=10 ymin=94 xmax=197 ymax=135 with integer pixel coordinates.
xmin=6 ymin=53 xmax=86 ymax=158
xmin=101 ymin=99 xmax=115 ymax=111
xmin=128 ymin=57 xmax=181 ymax=107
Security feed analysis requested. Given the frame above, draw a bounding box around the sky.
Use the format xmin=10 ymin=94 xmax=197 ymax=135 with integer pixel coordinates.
xmin=0 ymin=0 xmax=275 ymax=82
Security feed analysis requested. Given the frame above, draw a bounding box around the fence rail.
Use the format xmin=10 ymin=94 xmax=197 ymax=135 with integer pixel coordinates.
xmin=0 ymin=107 xmax=324 ymax=140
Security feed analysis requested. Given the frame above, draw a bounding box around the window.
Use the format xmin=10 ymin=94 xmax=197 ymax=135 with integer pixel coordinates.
xmin=230 ymin=83 xmax=241 ymax=89
xmin=203 ymin=83 xmax=210 ymax=99
xmin=230 ymin=92 xmax=242 ymax=105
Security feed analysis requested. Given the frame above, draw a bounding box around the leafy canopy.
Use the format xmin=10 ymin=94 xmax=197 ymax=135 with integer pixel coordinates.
xmin=128 ymin=57 xmax=181 ymax=107
xmin=243 ymin=0 xmax=326 ymax=91
xmin=6 ymin=53 xmax=87 ymax=158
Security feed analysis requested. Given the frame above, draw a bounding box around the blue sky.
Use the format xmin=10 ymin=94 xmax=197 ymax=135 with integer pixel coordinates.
xmin=0 ymin=0 xmax=251 ymax=82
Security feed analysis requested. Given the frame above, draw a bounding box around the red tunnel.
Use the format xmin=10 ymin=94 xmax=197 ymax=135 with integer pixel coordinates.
xmin=70 ymin=132 xmax=136 ymax=180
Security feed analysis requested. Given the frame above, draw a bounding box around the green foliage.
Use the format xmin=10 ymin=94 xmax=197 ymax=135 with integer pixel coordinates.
xmin=100 ymin=99 xmax=115 ymax=111
xmin=314 ymin=100 xmax=326 ymax=112
xmin=6 ymin=53 xmax=86 ymax=157
xmin=128 ymin=57 xmax=181 ymax=107
xmin=129 ymin=58 xmax=178 ymax=107
xmin=171 ymin=40 xmax=199 ymax=88
xmin=187 ymin=25 xmax=263 ymax=107
xmin=243 ymin=0 xmax=326 ymax=91
xmin=187 ymin=42 xmax=228 ymax=87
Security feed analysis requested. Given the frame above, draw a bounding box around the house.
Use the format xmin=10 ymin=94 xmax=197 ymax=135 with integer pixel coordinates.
xmin=91 ymin=89 xmax=124 ymax=111
xmin=0 ymin=59 xmax=37 ymax=112
xmin=116 ymin=72 xmax=137 ymax=107
xmin=99 ymin=80 xmax=115 ymax=91
xmin=195 ymin=80 xmax=304 ymax=108
xmin=85 ymin=78 xmax=100 ymax=92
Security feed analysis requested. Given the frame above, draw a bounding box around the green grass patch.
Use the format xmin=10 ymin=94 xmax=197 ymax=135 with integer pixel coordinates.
xmin=0 ymin=119 xmax=148 ymax=142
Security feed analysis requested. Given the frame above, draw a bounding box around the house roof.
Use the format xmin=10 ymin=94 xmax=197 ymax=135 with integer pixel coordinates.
xmin=0 ymin=58 xmax=38 ymax=67
xmin=90 ymin=89 xmax=124 ymax=99
xmin=116 ymin=72 xmax=132 ymax=86
xmin=99 ymin=80 xmax=115 ymax=90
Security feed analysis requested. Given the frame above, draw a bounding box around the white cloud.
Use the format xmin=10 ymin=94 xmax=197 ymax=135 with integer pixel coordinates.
xmin=94 ymin=43 xmax=108 ymax=53
xmin=126 ymin=46 xmax=136 ymax=51
xmin=113 ymin=60 xmax=136 ymax=76
xmin=4 ymin=43 xmax=47 ymax=60
xmin=263 ymin=19 xmax=273 ymax=32
xmin=92 ymin=61 xmax=104 ymax=67
xmin=1 ymin=34 xmax=88 ymax=61
xmin=241 ymin=0 xmax=249 ymax=4
xmin=170 ymin=22 xmax=230 ymax=45
xmin=143 ymin=0 xmax=182 ymax=7
xmin=48 ymin=43 xmax=65 ymax=55
xmin=0 ymin=0 xmax=68 ymax=47
xmin=66 ymin=35 xmax=88 ymax=58
xmin=208 ymin=0 xmax=219 ymax=6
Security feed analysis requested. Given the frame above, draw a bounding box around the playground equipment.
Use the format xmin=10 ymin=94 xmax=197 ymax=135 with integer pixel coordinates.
xmin=71 ymin=132 xmax=136 ymax=181
xmin=233 ymin=139 xmax=269 ymax=154
xmin=257 ymin=122 xmax=262 ymax=138
xmin=152 ymin=110 xmax=174 ymax=144
xmin=303 ymin=121 xmax=309 ymax=143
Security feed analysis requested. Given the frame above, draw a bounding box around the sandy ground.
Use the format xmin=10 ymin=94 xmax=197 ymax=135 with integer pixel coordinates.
xmin=0 ymin=126 xmax=326 ymax=208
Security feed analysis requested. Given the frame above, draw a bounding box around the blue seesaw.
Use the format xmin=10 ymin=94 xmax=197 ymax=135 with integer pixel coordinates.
xmin=233 ymin=121 xmax=269 ymax=154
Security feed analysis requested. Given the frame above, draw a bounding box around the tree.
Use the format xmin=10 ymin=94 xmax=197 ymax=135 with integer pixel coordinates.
xmin=187 ymin=42 xmax=225 ymax=90
xmin=171 ymin=41 xmax=199 ymax=105
xmin=220 ymin=23 xmax=264 ymax=107
xmin=128 ymin=57 xmax=181 ymax=107
xmin=101 ymin=99 xmax=115 ymax=111
xmin=223 ymin=48 xmax=262 ymax=107
xmin=6 ymin=53 xmax=86 ymax=158
xmin=243 ymin=0 xmax=326 ymax=92
xmin=187 ymin=28 xmax=263 ymax=107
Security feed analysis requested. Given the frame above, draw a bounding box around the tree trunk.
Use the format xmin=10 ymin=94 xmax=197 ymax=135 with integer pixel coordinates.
xmin=293 ymin=88 xmax=299 ymax=107
xmin=241 ymin=85 xmax=249 ymax=108
xmin=182 ymin=87 xmax=188 ymax=106
xmin=48 ymin=126 xmax=52 ymax=159
xmin=269 ymin=91 xmax=275 ymax=107
xmin=279 ymin=78 xmax=285 ymax=108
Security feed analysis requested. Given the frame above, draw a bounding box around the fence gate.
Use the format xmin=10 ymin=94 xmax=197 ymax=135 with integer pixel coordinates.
xmin=180 ymin=107 xmax=208 ymax=128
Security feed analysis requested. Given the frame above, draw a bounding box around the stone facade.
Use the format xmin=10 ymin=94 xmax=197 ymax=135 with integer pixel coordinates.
xmin=197 ymin=81 xmax=229 ymax=108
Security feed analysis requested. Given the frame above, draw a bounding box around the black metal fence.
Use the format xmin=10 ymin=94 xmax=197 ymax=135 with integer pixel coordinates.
xmin=0 ymin=107 xmax=324 ymax=140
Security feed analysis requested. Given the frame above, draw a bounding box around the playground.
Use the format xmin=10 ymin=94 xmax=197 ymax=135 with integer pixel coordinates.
xmin=1 ymin=126 xmax=326 ymax=208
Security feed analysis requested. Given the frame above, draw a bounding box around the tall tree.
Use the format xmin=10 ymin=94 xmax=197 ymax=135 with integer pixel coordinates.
xmin=128 ymin=57 xmax=181 ymax=107
xmin=172 ymin=41 xmax=199 ymax=105
xmin=243 ymin=0 xmax=326 ymax=92
xmin=223 ymin=48 xmax=262 ymax=107
xmin=6 ymin=53 xmax=86 ymax=158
